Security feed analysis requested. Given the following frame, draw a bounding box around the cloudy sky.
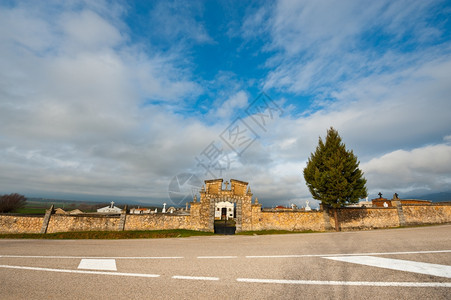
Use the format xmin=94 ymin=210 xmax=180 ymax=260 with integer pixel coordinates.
xmin=1 ymin=0 xmax=450 ymax=208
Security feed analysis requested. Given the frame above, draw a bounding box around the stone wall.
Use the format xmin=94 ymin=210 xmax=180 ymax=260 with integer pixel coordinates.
xmin=0 ymin=215 xmax=43 ymax=233
xmin=1 ymin=203 xmax=450 ymax=234
xmin=248 ymin=203 xmax=450 ymax=231
xmin=402 ymin=204 xmax=451 ymax=225
xmin=46 ymin=215 xmax=120 ymax=233
xmin=125 ymin=214 xmax=194 ymax=231
xmin=333 ymin=207 xmax=400 ymax=230
xmin=251 ymin=210 xmax=326 ymax=231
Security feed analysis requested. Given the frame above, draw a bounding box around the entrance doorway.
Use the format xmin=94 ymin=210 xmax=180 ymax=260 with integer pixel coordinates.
xmin=214 ymin=201 xmax=236 ymax=234
xmin=221 ymin=207 xmax=227 ymax=220
xmin=214 ymin=218 xmax=236 ymax=235
xmin=202 ymin=179 xmax=251 ymax=233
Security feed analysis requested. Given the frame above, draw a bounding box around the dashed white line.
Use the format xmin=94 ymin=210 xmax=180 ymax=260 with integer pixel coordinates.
xmin=0 ymin=255 xmax=183 ymax=259
xmin=0 ymin=264 xmax=160 ymax=278
xmin=324 ymin=256 xmax=451 ymax=278
xmin=1 ymin=264 xmax=449 ymax=287
xmin=1 ymin=250 xmax=450 ymax=260
xmin=172 ymin=275 xmax=220 ymax=281
xmin=246 ymin=255 xmax=307 ymax=258
xmin=236 ymin=278 xmax=451 ymax=287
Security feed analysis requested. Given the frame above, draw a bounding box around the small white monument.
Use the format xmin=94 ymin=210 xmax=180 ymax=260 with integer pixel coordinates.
xmin=97 ymin=201 xmax=122 ymax=214
xmin=162 ymin=203 xmax=167 ymax=213
xmin=305 ymin=200 xmax=312 ymax=211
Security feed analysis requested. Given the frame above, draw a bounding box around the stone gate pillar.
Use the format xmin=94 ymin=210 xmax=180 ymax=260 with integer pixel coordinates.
xmin=198 ymin=179 xmax=254 ymax=233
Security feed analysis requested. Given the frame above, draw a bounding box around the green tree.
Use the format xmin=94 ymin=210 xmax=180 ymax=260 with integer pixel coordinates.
xmin=0 ymin=193 xmax=27 ymax=213
xmin=303 ymin=127 xmax=367 ymax=230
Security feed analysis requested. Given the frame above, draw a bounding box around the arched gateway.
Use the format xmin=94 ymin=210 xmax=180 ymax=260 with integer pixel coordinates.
xmin=192 ymin=179 xmax=258 ymax=233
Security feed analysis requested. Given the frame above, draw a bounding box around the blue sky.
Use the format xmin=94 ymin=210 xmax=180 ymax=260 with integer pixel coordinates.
xmin=1 ymin=0 xmax=451 ymax=208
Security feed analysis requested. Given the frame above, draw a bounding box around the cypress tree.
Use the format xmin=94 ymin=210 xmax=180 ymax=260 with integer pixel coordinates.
xmin=303 ymin=127 xmax=367 ymax=230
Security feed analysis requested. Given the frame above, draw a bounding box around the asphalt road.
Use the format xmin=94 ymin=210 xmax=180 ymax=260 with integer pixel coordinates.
xmin=1 ymin=225 xmax=450 ymax=299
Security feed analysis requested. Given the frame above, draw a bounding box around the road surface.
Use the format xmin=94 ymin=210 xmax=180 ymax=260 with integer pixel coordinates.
xmin=1 ymin=225 xmax=450 ymax=299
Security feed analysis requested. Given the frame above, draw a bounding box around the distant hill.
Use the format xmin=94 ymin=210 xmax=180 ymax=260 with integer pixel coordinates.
xmin=408 ymin=191 xmax=451 ymax=202
xmin=26 ymin=197 xmax=105 ymax=205
xmin=26 ymin=197 xmax=163 ymax=207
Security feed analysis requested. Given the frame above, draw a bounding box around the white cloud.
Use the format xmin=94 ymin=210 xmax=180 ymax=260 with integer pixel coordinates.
xmin=60 ymin=10 xmax=123 ymax=52
xmin=216 ymin=91 xmax=248 ymax=119
xmin=0 ymin=6 xmax=54 ymax=54
xmin=362 ymin=144 xmax=451 ymax=192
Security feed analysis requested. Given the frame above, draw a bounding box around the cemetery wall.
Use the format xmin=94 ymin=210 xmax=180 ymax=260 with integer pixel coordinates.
xmin=125 ymin=214 xmax=197 ymax=231
xmin=0 ymin=215 xmax=42 ymax=233
xmin=332 ymin=207 xmax=400 ymax=230
xmin=402 ymin=204 xmax=451 ymax=225
xmin=250 ymin=209 xmax=325 ymax=231
xmin=46 ymin=215 xmax=120 ymax=233
xmin=1 ymin=203 xmax=450 ymax=234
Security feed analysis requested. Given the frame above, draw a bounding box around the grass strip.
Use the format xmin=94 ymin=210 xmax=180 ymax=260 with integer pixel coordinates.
xmin=0 ymin=229 xmax=214 ymax=239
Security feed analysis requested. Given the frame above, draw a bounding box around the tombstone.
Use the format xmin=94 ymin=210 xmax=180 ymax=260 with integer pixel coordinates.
xmin=162 ymin=203 xmax=167 ymax=213
xmin=154 ymin=208 xmax=158 ymax=213
xmin=383 ymin=202 xmax=388 ymax=208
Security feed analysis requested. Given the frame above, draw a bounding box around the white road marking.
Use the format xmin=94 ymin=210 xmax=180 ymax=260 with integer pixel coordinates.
xmin=197 ymin=256 xmax=237 ymax=259
xmin=324 ymin=256 xmax=451 ymax=278
xmin=78 ymin=259 xmax=117 ymax=271
xmin=0 ymin=255 xmax=183 ymax=259
xmin=1 ymin=263 xmax=449 ymax=287
xmin=246 ymin=255 xmax=309 ymax=258
xmin=236 ymin=278 xmax=451 ymax=287
xmin=1 ymin=250 xmax=450 ymax=260
xmin=0 ymin=264 xmax=160 ymax=277
xmin=172 ymin=275 xmax=220 ymax=281
xmin=245 ymin=249 xmax=451 ymax=258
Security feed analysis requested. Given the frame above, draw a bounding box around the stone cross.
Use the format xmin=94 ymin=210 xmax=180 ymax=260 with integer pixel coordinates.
xmin=162 ymin=203 xmax=167 ymax=213
xmin=378 ymin=192 xmax=383 ymax=198
xmin=224 ymin=181 xmax=229 ymax=190
xmin=110 ymin=201 xmax=115 ymax=208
